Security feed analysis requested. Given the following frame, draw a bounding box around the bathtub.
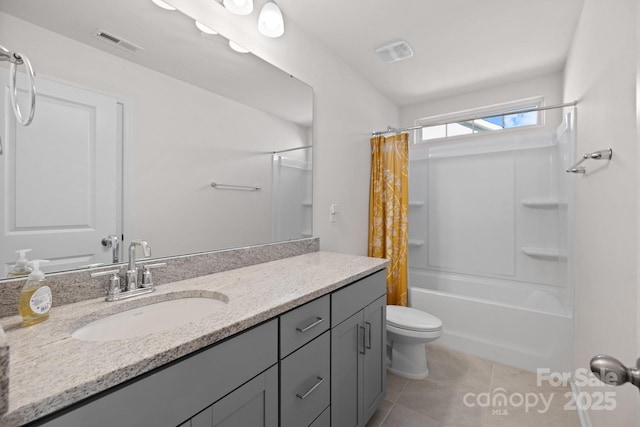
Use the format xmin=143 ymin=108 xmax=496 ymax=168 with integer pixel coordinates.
xmin=409 ymin=268 xmax=573 ymax=373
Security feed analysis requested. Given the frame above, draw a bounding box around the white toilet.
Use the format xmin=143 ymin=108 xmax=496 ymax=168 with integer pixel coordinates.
xmin=386 ymin=305 xmax=443 ymax=380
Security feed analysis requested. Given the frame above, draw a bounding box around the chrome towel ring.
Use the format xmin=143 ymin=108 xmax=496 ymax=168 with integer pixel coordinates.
xmin=1 ymin=44 xmax=36 ymax=126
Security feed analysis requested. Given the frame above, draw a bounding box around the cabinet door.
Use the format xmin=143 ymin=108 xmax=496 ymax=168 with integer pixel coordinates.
xmin=363 ymin=296 xmax=386 ymax=422
xmin=210 ymin=364 xmax=278 ymax=427
xmin=331 ymin=311 xmax=364 ymax=427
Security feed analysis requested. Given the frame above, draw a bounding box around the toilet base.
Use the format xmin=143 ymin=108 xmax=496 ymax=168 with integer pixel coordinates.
xmin=387 ymin=342 xmax=430 ymax=380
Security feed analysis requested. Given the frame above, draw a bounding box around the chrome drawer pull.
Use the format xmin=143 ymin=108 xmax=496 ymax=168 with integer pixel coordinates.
xmin=296 ymin=316 xmax=324 ymax=333
xmin=296 ymin=376 xmax=325 ymax=400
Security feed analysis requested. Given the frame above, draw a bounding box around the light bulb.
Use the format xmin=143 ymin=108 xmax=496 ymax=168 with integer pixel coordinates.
xmin=151 ymin=0 xmax=176 ymax=10
xmin=258 ymin=2 xmax=284 ymax=38
xmin=229 ymin=40 xmax=249 ymax=53
xmin=195 ymin=21 xmax=218 ymax=35
xmin=223 ymin=0 xmax=253 ymax=15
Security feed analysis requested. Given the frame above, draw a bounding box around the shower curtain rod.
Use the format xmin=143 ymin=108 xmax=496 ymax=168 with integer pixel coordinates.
xmin=371 ymin=101 xmax=578 ymax=137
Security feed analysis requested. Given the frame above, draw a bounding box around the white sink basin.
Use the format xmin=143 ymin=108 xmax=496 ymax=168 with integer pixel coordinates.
xmin=72 ymin=296 xmax=227 ymax=342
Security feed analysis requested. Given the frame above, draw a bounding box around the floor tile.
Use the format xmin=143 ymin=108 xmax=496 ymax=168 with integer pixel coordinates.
xmin=381 ymin=402 xmax=440 ymax=427
xmin=483 ymin=402 xmax=581 ymax=427
xmin=426 ymin=344 xmax=494 ymax=392
xmin=399 ymin=377 xmax=485 ymax=426
xmin=381 ymin=345 xmax=581 ymax=427
xmin=386 ymin=373 xmax=409 ymax=403
xmin=366 ymin=399 xmax=394 ymax=427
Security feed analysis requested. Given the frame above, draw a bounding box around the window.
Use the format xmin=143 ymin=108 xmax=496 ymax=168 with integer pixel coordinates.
xmin=417 ymin=101 xmax=542 ymax=143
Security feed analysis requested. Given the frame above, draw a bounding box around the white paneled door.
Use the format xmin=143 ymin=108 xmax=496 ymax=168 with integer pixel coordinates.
xmin=1 ymin=71 xmax=121 ymax=275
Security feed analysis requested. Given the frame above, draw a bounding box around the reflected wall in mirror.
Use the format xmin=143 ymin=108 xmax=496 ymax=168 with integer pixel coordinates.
xmin=0 ymin=0 xmax=313 ymax=278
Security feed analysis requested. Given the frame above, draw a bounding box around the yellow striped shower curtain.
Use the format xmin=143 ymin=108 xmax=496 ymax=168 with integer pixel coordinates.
xmin=368 ymin=133 xmax=409 ymax=306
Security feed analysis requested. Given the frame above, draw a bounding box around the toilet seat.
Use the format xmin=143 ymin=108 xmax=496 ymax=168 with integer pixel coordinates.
xmin=387 ymin=305 xmax=442 ymax=332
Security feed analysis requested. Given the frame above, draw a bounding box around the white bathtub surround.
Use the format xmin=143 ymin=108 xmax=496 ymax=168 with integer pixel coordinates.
xmin=407 ymin=113 xmax=575 ymax=373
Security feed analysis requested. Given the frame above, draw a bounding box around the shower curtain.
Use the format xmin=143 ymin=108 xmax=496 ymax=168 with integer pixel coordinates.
xmin=368 ymin=133 xmax=409 ymax=306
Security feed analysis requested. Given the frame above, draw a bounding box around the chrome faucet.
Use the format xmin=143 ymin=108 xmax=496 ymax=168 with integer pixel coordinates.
xmin=90 ymin=240 xmax=166 ymax=302
xmin=126 ymin=240 xmax=151 ymax=291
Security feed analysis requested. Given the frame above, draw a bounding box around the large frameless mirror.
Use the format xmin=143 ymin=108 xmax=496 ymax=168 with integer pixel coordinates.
xmin=0 ymin=0 xmax=313 ymax=278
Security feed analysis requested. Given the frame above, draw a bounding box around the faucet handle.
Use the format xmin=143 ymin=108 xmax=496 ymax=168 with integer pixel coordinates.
xmin=140 ymin=262 xmax=166 ymax=288
xmin=90 ymin=269 xmax=122 ymax=299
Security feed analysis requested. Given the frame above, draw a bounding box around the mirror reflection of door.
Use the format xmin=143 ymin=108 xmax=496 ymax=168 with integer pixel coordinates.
xmin=1 ymin=71 xmax=122 ymax=275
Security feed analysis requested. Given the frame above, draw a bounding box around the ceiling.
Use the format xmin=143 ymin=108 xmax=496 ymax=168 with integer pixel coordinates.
xmin=277 ymin=0 xmax=586 ymax=107
xmin=1 ymin=0 xmax=586 ymax=111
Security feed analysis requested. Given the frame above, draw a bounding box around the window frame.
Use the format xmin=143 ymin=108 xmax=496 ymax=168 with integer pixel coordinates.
xmin=413 ymin=97 xmax=545 ymax=144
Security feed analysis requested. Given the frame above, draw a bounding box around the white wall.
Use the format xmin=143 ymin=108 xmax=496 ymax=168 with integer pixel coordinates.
xmin=0 ymin=12 xmax=310 ymax=257
xmin=563 ymin=0 xmax=638 ymax=425
xmin=170 ymin=0 xmax=399 ymax=256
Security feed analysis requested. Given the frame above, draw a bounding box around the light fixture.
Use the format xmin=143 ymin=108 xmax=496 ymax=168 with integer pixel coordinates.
xmin=151 ymin=0 xmax=176 ymax=10
xmin=222 ymin=0 xmax=253 ymax=16
xmin=228 ymin=40 xmax=249 ymax=53
xmin=258 ymin=2 xmax=284 ymax=38
xmin=195 ymin=20 xmax=218 ymax=35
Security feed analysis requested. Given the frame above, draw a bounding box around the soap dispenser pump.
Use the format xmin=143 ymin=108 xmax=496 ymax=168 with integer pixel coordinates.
xmin=8 ymin=249 xmax=33 ymax=277
xmin=19 ymin=260 xmax=52 ymax=326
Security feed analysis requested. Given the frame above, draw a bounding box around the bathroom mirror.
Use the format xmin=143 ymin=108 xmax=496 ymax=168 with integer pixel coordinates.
xmin=0 ymin=0 xmax=313 ymax=278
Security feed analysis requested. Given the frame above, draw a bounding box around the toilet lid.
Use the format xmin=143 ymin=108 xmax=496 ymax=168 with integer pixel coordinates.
xmin=387 ymin=305 xmax=442 ymax=332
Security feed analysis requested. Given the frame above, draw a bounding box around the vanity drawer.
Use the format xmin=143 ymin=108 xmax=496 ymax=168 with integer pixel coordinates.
xmin=280 ymin=295 xmax=330 ymax=358
xmin=332 ymin=270 xmax=386 ymax=327
xmin=280 ymin=331 xmax=330 ymax=427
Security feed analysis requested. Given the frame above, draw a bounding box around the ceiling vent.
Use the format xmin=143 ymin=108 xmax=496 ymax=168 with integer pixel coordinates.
xmin=375 ymin=40 xmax=414 ymax=63
xmin=93 ymin=29 xmax=143 ymax=53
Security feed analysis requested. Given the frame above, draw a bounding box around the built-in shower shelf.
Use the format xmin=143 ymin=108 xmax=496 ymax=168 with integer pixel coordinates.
xmin=521 ymin=247 xmax=568 ymax=261
xmin=521 ymin=199 xmax=567 ymax=209
xmin=409 ymin=201 xmax=425 ymax=207
xmin=408 ymin=239 xmax=425 ymax=247
xmin=302 ymin=201 xmax=313 ymax=207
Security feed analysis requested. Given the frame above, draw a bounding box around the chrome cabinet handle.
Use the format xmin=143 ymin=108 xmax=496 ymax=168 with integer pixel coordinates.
xmin=296 ymin=316 xmax=324 ymax=333
xmin=591 ymin=354 xmax=640 ymax=389
xmin=296 ymin=376 xmax=324 ymax=400
xmin=365 ymin=321 xmax=372 ymax=349
xmin=359 ymin=325 xmax=366 ymax=355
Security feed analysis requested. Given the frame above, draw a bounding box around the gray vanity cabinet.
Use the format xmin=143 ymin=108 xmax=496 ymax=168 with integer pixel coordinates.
xmin=33 ymin=269 xmax=387 ymax=427
xmin=182 ymin=364 xmax=278 ymax=427
xmin=330 ymin=270 xmax=387 ymax=427
xmin=37 ymin=320 xmax=278 ymax=427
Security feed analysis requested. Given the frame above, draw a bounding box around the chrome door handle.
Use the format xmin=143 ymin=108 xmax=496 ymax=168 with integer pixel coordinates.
xmin=590 ymin=354 xmax=640 ymax=389
xmin=359 ymin=325 xmax=366 ymax=355
xmin=101 ymin=234 xmax=120 ymax=263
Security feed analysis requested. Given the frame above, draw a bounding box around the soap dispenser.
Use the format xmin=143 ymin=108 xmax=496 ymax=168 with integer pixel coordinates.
xmin=19 ymin=260 xmax=52 ymax=326
xmin=8 ymin=249 xmax=33 ymax=277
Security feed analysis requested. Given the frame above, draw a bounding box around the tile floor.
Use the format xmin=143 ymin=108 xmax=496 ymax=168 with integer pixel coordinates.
xmin=366 ymin=345 xmax=581 ymax=427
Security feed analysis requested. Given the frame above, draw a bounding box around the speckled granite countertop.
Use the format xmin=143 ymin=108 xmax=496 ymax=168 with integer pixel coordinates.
xmin=0 ymin=251 xmax=387 ymax=427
